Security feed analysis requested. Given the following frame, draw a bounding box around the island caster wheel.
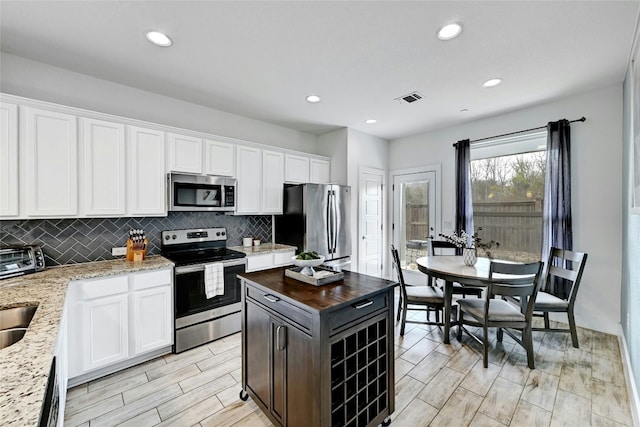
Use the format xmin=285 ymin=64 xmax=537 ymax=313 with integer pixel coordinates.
xmin=381 ymin=417 xmax=391 ymax=426
xmin=239 ymin=390 xmax=249 ymax=401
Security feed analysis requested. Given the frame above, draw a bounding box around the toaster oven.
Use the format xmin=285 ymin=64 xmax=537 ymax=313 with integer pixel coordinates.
xmin=0 ymin=245 xmax=46 ymax=280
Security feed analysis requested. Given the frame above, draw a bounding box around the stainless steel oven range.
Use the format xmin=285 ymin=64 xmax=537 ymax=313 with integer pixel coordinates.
xmin=161 ymin=227 xmax=246 ymax=353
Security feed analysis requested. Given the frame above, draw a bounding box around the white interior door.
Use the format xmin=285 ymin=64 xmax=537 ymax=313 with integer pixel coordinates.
xmin=392 ymin=169 xmax=439 ymax=285
xmin=359 ymin=167 xmax=384 ymax=277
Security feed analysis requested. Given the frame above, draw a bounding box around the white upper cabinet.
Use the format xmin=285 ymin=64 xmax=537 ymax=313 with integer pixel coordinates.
xmin=285 ymin=154 xmax=310 ymax=183
xmin=236 ymin=145 xmax=262 ymax=214
xmin=167 ymin=133 xmax=203 ymax=174
xmin=25 ymin=107 xmax=78 ymax=217
xmin=81 ymin=118 xmax=126 ymax=217
xmin=310 ymin=158 xmax=331 ymax=184
xmin=262 ymin=150 xmax=284 ymax=214
xmin=0 ymin=102 xmax=18 ymax=217
xmin=204 ymin=139 xmax=235 ymax=176
xmin=127 ymin=126 xmax=166 ymax=216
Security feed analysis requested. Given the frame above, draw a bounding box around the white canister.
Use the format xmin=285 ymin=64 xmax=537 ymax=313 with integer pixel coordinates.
xmin=253 ymin=239 xmax=261 ymax=246
xmin=243 ymin=237 xmax=253 ymax=247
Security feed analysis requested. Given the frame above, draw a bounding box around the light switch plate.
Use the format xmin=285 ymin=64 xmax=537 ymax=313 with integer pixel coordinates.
xmin=112 ymin=247 xmax=127 ymax=256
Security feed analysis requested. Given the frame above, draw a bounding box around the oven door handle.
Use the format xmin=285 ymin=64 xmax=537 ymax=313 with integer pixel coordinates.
xmin=175 ymin=259 xmax=246 ymax=275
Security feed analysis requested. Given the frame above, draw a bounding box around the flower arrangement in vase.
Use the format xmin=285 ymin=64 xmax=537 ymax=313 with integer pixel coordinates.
xmin=438 ymin=228 xmax=500 ymax=265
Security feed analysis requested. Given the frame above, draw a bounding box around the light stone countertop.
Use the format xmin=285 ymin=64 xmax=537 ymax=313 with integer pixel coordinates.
xmin=228 ymin=243 xmax=296 ymax=256
xmin=0 ymin=256 xmax=174 ymax=427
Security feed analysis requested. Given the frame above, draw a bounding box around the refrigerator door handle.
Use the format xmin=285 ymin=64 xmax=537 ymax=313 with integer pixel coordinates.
xmin=327 ymin=190 xmax=334 ymax=254
xmin=331 ymin=190 xmax=338 ymax=253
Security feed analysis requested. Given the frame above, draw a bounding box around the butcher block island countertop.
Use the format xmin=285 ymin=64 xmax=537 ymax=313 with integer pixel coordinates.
xmin=0 ymin=256 xmax=174 ymax=427
xmin=238 ymin=267 xmax=397 ymax=427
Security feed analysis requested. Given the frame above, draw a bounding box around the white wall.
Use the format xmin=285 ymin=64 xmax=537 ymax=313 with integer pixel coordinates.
xmin=0 ymin=52 xmax=318 ymax=153
xmin=390 ymin=85 xmax=624 ymax=334
xmin=317 ymin=128 xmax=348 ymax=185
xmin=346 ymin=129 xmax=390 ymax=272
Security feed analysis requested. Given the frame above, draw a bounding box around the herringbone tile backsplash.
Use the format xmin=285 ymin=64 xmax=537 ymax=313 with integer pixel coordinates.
xmin=0 ymin=213 xmax=272 ymax=266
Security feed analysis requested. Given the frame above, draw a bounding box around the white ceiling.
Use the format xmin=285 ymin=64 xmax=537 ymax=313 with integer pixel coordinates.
xmin=1 ymin=1 xmax=638 ymax=140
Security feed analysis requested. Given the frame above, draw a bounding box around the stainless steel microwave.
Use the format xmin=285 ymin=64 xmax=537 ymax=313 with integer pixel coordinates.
xmin=168 ymin=173 xmax=236 ymax=212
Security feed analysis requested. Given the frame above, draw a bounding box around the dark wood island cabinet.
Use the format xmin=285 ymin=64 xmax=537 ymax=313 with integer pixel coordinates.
xmin=239 ymin=267 xmax=396 ymax=427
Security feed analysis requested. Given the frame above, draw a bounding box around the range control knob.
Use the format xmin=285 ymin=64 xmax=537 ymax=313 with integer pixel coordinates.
xmin=221 ymin=231 xmax=226 ymax=236
xmin=172 ymin=234 xmax=177 ymax=240
xmin=164 ymin=235 xmax=170 ymax=241
xmin=216 ymin=232 xmax=221 ymax=236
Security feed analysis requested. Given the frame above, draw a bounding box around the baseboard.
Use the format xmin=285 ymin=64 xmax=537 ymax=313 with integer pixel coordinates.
xmin=617 ymin=324 xmax=640 ymax=427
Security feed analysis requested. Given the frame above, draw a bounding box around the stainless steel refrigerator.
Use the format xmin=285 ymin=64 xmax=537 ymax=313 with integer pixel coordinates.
xmin=275 ymin=183 xmax=351 ymax=268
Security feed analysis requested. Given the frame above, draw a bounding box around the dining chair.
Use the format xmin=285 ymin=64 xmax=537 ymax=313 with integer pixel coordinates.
xmin=390 ymin=244 xmax=447 ymax=336
xmin=430 ymin=240 xmax=483 ymax=298
xmin=457 ymin=260 xmax=543 ymax=369
xmin=532 ymin=247 xmax=588 ymax=348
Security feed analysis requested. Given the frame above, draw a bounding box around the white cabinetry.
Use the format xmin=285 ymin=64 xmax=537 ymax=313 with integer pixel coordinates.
xmin=204 ymin=139 xmax=235 ymax=176
xmin=262 ymin=150 xmax=284 ymax=214
xmin=167 ymin=133 xmax=203 ymax=174
xmin=128 ymin=126 xmax=166 ymax=216
xmin=131 ymin=269 xmax=173 ymax=355
xmin=25 ymin=107 xmax=78 ymax=217
xmin=245 ymin=250 xmax=295 ymax=272
xmin=310 ymin=158 xmax=331 ymax=184
xmin=68 ymin=268 xmax=173 ymax=382
xmin=0 ymin=102 xmax=18 ymax=217
xmin=55 ymin=300 xmax=69 ymax=427
xmin=236 ymin=145 xmax=262 ymax=214
xmin=80 ymin=118 xmax=126 ymax=216
xmin=285 ymin=154 xmax=310 ymax=183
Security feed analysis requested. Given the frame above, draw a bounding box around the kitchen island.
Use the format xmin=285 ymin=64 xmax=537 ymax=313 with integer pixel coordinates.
xmin=239 ymin=267 xmax=396 ymax=427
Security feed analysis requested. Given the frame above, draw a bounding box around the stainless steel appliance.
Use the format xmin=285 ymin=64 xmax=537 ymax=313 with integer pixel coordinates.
xmin=168 ymin=173 xmax=236 ymax=212
xmin=160 ymin=227 xmax=246 ymax=353
xmin=38 ymin=357 xmax=59 ymax=427
xmin=0 ymin=245 xmax=45 ymax=280
xmin=275 ymin=183 xmax=351 ymax=269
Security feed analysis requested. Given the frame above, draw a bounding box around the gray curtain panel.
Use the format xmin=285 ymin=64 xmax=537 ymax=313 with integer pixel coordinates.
xmin=455 ymin=139 xmax=474 ymax=255
xmin=542 ymin=119 xmax=573 ymax=298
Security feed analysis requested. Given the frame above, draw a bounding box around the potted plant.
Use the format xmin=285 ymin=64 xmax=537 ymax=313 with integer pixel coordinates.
xmin=438 ymin=228 xmax=500 ymax=265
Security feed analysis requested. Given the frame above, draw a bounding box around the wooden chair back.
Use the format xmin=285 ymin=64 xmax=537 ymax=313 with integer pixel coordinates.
xmin=430 ymin=240 xmax=458 ymax=256
xmin=488 ymin=261 xmax=543 ymax=320
xmin=390 ymin=245 xmax=408 ymax=301
xmin=544 ymin=247 xmax=588 ymax=303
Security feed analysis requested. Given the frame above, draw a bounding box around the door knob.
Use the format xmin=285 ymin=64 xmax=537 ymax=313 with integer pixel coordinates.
xmin=362 ymin=236 xmax=365 ymax=240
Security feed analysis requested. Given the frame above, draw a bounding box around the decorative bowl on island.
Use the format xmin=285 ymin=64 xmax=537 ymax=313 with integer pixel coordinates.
xmin=291 ymin=254 xmax=325 ymax=276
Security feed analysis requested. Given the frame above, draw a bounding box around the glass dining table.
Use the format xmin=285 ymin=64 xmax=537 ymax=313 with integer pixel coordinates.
xmin=415 ymin=255 xmax=535 ymax=344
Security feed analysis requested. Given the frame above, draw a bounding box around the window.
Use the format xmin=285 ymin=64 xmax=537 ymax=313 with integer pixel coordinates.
xmin=470 ymin=132 xmax=546 ymax=262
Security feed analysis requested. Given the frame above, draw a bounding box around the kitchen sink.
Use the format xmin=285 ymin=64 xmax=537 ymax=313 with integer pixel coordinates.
xmin=0 ymin=304 xmax=38 ymax=350
xmin=0 ymin=328 xmax=28 ymax=350
xmin=0 ymin=305 xmax=38 ymax=330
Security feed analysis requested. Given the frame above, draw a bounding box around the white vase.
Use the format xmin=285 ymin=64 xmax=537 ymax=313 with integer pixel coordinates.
xmin=463 ymin=247 xmax=477 ymax=266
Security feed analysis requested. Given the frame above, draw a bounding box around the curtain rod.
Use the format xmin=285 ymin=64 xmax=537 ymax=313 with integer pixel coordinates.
xmin=452 ymin=116 xmax=586 ymax=147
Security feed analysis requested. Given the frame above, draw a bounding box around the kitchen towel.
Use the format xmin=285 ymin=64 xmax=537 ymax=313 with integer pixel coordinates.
xmin=204 ymin=262 xmax=224 ymax=299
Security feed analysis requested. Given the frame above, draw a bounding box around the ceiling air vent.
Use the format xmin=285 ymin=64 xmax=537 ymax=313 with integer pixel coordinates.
xmin=395 ymin=91 xmax=423 ymax=104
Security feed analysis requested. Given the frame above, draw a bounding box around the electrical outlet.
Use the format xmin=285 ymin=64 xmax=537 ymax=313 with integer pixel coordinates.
xmin=112 ymin=247 xmax=127 ymax=256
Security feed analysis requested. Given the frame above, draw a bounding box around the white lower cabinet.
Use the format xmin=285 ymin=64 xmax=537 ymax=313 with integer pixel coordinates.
xmin=245 ymin=250 xmax=295 ymax=272
xmin=68 ymin=268 xmax=173 ymax=381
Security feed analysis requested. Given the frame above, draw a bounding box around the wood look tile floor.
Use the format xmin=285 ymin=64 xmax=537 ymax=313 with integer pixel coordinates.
xmin=65 ymin=301 xmax=635 ymax=427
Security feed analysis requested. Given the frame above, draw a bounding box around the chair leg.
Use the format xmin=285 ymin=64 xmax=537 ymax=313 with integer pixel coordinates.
xmin=497 ymin=327 xmax=503 ymax=342
xmin=435 ymin=308 xmax=440 ymax=323
xmin=457 ymin=310 xmax=463 ymax=341
xmin=396 ymin=293 xmax=402 ymax=322
xmin=482 ymin=324 xmax=489 ymax=368
xmin=567 ymin=309 xmax=579 ymax=348
xmin=544 ymin=312 xmax=550 ymax=329
xmin=524 ymin=326 xmax=535 ymax=369
xmin=427 ymin=308 xmax=431 ymax=321
xmin=400 ymin=301 xmax=408 ymax=336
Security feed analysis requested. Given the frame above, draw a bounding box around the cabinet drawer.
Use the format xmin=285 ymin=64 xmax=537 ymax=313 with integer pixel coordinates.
xmin=273 ymin=251 xmax=294 ymax=267
xmin=246 ymin=254 xmax=273 ymax=272
xmin=80 ymin=276 xmax=128 ymax=299
xmin=245 ymin=283 xmax=312 ymax=331
xmin=328 ymin=292 xmax=388 ymax=335
xmin=132 ymin=268 xmax=172 ymax=290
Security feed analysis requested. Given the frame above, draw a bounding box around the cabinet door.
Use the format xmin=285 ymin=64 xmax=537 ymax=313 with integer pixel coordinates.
xmin=25 ymin=107 xmax=78 ymax=217
xmin=285 ymin=154 xmax=309 ymax=183
xmin=236 ymin=145 xmax=262 ymax=214
xmin=204 ymin=139 xmax=235 ymax=176
xmin=310 ymin=158 xmax=331 ymax=184
xmin=245 ymin=299 xmax=271 ymax=410
xmin=271 ymin=319 xmax=286 ymax=425
xmin=283 ymin=320 xmax=313 ymax=427
xmin=128 ymin=126 xmax=166 ymax=216
xmin=81 ymin=118 xmax=126 ymax=216
xmin=82 ymin=294 xmax=129 ymax=371
xmin=132 ymin=285 xmax=172 ymax=355
xmin=262 ymin=150 xmax=284 ymax=214
xmin=0 ymin=102 xmax=18 ymax=217
xmin=167 ymin=133 xmax=202 ymax=174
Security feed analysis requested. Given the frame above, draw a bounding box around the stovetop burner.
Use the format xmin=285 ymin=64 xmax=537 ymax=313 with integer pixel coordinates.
xmin=160 ymin=227 xmax=246 ymax=266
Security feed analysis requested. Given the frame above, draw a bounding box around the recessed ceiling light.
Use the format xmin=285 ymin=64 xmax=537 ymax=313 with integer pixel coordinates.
xmin=437 ymin=23 xmax=462 ymax=41
xmin=460 ymin=108 xmax=469 ymax=113
xmin=483 ymin=78 xmax=502 ymax=88
xmin=365 ymin=119 xmax=377 ymax=124
xmin=145 ymin=30 xmax=172 ymax=47
xmin=306 ymin=95 xmax=321 ymax=103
